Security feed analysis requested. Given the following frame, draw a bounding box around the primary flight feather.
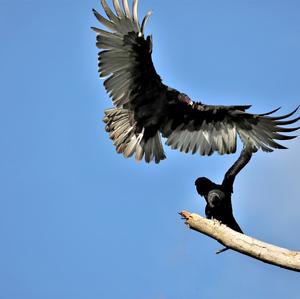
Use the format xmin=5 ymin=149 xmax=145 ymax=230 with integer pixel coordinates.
xmin=92 ymin=0 xmax=299 ymax=163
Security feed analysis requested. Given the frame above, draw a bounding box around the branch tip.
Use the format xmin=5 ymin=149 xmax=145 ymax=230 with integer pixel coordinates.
xmin=179 ymin=210 xmax=192 ymax=219
xmin=179 ymin=211 xmax=300 ymax=272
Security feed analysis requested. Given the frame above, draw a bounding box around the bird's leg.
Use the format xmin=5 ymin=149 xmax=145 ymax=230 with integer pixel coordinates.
xmin=222 ymin=144 xmax=254 ymax=191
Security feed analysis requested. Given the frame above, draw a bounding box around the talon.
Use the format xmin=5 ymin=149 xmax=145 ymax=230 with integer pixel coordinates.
xmin=213 ymin=218 xmax=222 ymax=225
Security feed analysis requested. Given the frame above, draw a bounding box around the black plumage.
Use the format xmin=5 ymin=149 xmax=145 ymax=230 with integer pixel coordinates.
xmin=196 ymin=180 xmax=243 ymax=233
xmin=195 ymin=146 xmax=253 ymax=233
xmin=93 ymin=0 xmax=300 ymax=163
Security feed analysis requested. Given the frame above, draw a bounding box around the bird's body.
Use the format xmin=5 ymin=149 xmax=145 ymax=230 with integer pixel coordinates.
xmin=93 ymin=0 xmax=299 ymax=163
xmin=195 ymin=178 xmax=243 ymax=233
xmin=195 ymin=146 xmax=253 ymax=233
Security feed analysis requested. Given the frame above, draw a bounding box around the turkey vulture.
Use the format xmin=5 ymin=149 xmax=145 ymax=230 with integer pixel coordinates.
xmin=92 ymin=0 xmax=300 ymax=163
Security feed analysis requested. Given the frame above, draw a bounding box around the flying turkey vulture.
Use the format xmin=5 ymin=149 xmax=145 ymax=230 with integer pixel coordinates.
xmin=92 ymin=0 xmax=300 ymax=163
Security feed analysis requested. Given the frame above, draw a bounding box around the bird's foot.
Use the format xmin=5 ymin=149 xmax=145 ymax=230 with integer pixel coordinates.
xmin=212 ymin=218 xmax=222 ymax=226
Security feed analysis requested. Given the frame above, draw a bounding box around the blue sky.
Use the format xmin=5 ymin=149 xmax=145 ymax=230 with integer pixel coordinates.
xmin=1 ymin=0 xmax=300 ymax=298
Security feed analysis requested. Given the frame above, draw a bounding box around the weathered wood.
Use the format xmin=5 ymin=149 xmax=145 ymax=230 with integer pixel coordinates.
xmin=180 ymin=211 xmax=300 ymax=272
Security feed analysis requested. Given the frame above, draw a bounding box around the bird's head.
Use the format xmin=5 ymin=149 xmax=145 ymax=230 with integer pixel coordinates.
xmin=195 ymin=177 xmax=215 ymax=196
xmin=178 ymin=93 xmax=193 ymax=106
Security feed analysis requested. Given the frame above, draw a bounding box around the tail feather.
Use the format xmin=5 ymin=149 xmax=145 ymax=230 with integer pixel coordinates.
xmin=103 ymin=107 xmax=166 ymax=163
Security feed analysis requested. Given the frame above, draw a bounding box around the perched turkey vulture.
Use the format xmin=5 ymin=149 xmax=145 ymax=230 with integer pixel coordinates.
xmin=92 ymin=0 xmax=300 ymax=163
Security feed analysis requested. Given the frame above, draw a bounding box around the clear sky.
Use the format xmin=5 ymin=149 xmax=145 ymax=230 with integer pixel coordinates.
xmin=1 ymin=0 xmax=300 ymax=298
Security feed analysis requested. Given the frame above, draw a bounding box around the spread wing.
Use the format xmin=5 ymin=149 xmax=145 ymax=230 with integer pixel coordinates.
xmin=93 ymin=0 xmax=172 ymax=163
xmin=162 ymin=102 xmax=300 ymax=156
xmin=92 ymin=0 xmax=163 ymax=109
xmin=93 ymin=0 xmax=300 ymax=163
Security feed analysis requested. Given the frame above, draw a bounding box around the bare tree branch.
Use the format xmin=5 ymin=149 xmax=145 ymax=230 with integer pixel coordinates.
xmin=180 ymin=211 xmax=300 ymax=272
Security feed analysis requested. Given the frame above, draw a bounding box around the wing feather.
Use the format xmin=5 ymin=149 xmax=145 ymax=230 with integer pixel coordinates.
xmin=132 ymin=0 xmax=140 ymax=31
xmin=113 ymin=0 xmax=124 ymax=17
xmin=101 ymin=0 xmax=120 ymax=23
xmin=93 ymin=1 xmax=167 ymax=163
xmin=122 ymin=0 xmax=131 ymax=18
xmin=92 ymin=9 xmax=116 ymax=31
xmin=163 ymin=102 xmax=299 ymax=155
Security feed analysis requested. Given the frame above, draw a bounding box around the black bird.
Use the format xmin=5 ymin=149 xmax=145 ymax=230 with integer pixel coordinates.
xmin=196 ymin=178 xmax=243 ymax=233
xmin=92 ymin=0 xmax=299 ymax=163
xmin=195 ymin=146 xmax=253 ymax=233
